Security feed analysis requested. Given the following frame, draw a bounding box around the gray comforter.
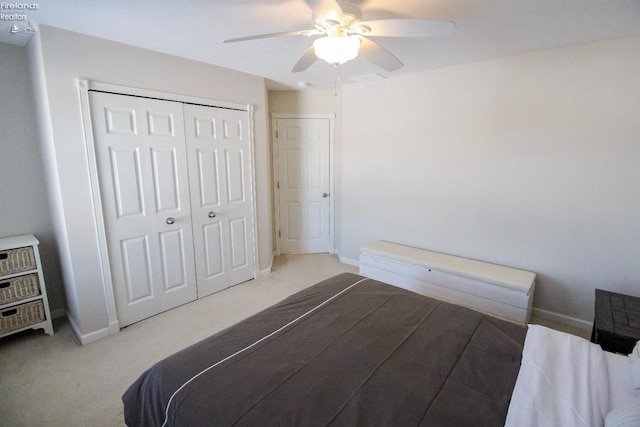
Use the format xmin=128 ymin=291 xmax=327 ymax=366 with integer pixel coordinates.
xmin=123 ymin=273 xmax=526 ymax=426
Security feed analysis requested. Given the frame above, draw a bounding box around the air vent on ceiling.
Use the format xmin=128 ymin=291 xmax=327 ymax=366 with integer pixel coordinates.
xmin=348 ymin=73 xmax=387 ymax=83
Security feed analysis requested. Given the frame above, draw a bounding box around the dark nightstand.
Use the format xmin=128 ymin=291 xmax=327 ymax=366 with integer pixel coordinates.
xmin=592 ymin=289 xmax=640 ymax=354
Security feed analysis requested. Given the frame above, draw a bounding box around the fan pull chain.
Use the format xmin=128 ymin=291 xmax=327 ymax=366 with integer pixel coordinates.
xmin=333 ymin=64 xmax=341 ymax=96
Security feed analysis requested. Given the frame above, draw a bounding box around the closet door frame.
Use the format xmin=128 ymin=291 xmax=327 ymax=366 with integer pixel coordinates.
xmin=78 ymin=79 xmax=258 ymax=332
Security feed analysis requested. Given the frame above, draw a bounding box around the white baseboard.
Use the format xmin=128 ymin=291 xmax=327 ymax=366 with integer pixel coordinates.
xmin=258 ymin=266 xmax=272 ymax=276
xmin=66 ymin=312 xmax=120 ymax=345
xmin=338 ymin=253 xmax=359 ymax=267
xmin=531 ymin=307 xmax=593 ymax=332
xmin=50 ymin=307 xmax=66 ymax=319
xmin=258 ymin=251 xmax=275 ymax=277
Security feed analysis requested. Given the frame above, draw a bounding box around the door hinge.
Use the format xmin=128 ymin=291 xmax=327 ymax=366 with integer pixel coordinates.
xmin=277 ymin=181 xmax=280 ymax=189
xmin=279 ymin=230 xmax=281 ymax=238
xmin=275 ymin=130 xmax=278 ymax=138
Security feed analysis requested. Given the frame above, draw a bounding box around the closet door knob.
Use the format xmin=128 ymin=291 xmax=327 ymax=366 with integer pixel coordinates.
xmin=208 ymin=211 xmax=216 ymax=218
xmin=166 ymin=217 xmax=175 ymax=225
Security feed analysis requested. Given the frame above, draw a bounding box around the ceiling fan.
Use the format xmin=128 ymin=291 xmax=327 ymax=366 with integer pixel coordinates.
xmin=223 ymin=0 xmax=455 ymax=73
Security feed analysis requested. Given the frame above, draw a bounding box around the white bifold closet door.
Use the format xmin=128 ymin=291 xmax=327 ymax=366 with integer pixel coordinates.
xmin=183 ymin=104 xmax=254 ymax=298
xmin=89 ymin=91 xmax=254 ymax=327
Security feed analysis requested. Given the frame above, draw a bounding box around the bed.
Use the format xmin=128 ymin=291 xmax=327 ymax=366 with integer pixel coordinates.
xmin=123 ymin=273 xmax=640 ymax=427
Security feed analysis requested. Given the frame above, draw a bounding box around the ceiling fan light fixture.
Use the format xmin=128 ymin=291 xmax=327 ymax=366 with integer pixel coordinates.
xmin=313 ymin=35 xmax=360 ymax=65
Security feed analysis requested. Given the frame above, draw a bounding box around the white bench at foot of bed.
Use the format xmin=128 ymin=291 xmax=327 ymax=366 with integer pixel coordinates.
xmin=359 ymin=241 xmax=536 ymax=324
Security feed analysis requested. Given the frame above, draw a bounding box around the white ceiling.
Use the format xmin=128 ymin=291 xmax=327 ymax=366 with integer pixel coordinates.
xmin=2 ymin=0 xmax=640 ymax=90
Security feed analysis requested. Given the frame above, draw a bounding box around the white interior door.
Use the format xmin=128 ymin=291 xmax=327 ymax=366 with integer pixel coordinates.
xmin=184 ymin=104 xmax=255 ymax=297
xmin=276 ymin=118 xmax=331 ymax=254
xmin=89 ymin=91 xmax=197 ymax=327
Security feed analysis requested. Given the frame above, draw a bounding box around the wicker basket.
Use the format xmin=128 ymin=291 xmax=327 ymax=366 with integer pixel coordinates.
xmin=0 ymin=300 xmax=45 ymax=334
xmin=0 ymin=246 xmax=36 ymax=276
xmin=0 ymin=273 xmax=40 ymax=305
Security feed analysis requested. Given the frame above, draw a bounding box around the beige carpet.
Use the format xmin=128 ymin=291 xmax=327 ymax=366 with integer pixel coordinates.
xmin=0 ymin=254 xmax=357 ymax=427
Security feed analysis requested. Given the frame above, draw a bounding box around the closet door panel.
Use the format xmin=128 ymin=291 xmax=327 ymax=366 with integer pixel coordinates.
xmin=109 ymin=147 xmax=145 ymax=218
xmin=196 ymin=149 xmax=220 ymax=206
xmin=184 ymin=104 xmax=255 ymax=297
xmin=225 ymin=149 xmax=246 ymax=203
xmin=229 ymin=218 xmax=248 ymax=269
xmin=203 ymin=223 xmax=224 ymax=277
xmin=158 ymin=229 xmax=188 ymax=291
xmin=151 ymin=147 xmax=181 ymax=213
xmin=121 ymin=236 xmax=153 ymax=302
xmin=89 ymin=92 xmax=197 ymax=326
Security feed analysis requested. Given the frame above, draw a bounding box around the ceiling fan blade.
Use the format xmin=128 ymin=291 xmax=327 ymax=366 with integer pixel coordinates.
xmin=292 ymin=46 xmax=318 ymax=73
xmin=358 ymin=37 xmax=403 ymax=72
xmin=305 ymin=0 xmax=344 ymax=23
xmin=224 ymin=29 xmax=319 ymax=43
xmin=357 ymin=19 xmax=456 ymax=38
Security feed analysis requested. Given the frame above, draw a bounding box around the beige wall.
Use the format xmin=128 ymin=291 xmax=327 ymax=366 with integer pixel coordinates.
xmin=29 ymin=26 xmax=272 ymax=343
xmin=0 ymin=42 xmax=64 ymax=314
xmin=268 ymin=90 xmax=341 ymax=113
xmin=339 ymin=36 xmax=640 ymax=324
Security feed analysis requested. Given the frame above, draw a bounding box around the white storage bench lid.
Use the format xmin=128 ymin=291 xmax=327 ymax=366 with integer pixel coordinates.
xmin=360 ymin=241 xmax=536 ymax=295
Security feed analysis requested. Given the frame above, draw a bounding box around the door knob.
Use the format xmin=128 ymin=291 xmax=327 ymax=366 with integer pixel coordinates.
xmin=322 ymin=193 xmax=330 ymax=198
xmin=166 ymin=217 xmax=175 ymax=225
xmin=208 ymin=211 xmax=216 ymax=218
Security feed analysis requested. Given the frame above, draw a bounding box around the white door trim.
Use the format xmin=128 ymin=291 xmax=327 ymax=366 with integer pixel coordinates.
xmin=272 ymin=113 xmax=335 ymax=256
xmin=78 ymin=79 xmax=258 ymax=334
xmin=82 ymin=80 xmax=250 ymax=111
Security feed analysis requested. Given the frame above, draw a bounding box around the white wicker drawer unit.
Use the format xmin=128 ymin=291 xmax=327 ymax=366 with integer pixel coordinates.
xmin=0 ymin=234 xmax=54 ymax=338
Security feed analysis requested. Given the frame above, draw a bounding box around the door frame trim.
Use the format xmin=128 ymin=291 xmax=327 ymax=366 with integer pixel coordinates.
xmin=78 ymin=79 xmax=258 ymax=332
xmin=271 ymin=113 xmax=336 ymax=256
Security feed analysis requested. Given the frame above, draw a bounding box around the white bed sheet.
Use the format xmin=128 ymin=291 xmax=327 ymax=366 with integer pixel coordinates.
xmin=505 ymin=324 xmax=634 ymax=427
xmin=606 ymin=349 xmax=637 ymax=410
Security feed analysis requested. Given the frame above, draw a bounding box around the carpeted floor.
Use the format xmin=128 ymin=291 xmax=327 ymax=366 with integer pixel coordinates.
xmin=0 ymin=254 xmax=357 ymax=427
